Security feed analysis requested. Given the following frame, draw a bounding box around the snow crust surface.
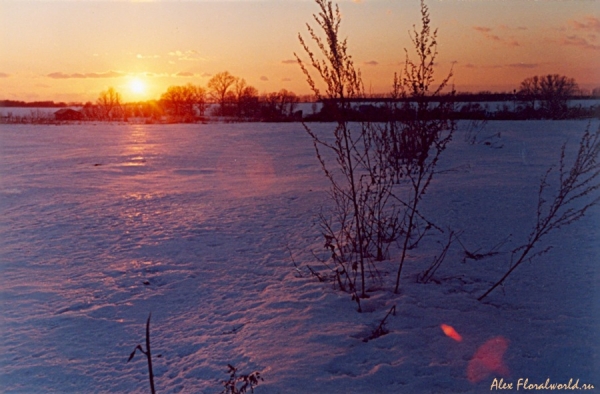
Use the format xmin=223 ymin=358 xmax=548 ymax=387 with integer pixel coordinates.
xmin=0 ymin=121 xmax=598 ymax=393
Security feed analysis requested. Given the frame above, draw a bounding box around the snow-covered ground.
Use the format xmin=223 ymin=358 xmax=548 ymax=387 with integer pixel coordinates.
xmin=0 ymin=121 xmax=598 ymax=393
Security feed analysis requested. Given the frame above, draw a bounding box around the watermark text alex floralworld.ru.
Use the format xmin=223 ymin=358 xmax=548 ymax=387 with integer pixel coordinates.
xmin=490 ymin=377 xmax=595 ymax=390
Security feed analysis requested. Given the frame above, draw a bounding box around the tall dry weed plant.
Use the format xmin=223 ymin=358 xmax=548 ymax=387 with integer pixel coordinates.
xmin=479 ymin=125 xmax=600 ymax=300
xmin=296 ymin=0 xmax=455 ymax=303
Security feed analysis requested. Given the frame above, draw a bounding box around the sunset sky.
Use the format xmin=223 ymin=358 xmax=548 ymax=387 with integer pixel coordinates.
xmin=1 ymin=0 xmax=599 ymax=103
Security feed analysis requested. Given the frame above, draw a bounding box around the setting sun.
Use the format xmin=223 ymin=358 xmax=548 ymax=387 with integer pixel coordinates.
xmin=129 ymin=78 xmax=147 ymax=96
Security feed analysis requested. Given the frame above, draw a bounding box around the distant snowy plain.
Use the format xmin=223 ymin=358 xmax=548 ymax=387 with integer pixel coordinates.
xmin=0 ymin=121 xmax=598 ymax=393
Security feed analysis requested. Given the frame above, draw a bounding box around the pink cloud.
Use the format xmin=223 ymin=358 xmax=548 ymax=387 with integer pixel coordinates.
xmin=561 ymin=35 xmax=600 ymax=50
xmin=569 ymin=16 xmax=600 ymax=33
xmin=473 ymin=26 xmax=492 ymax=33
xmin=473 ymin=26 xmax=519 ymax=47
xmin=507 ymin=63 xmax=538 ymax=69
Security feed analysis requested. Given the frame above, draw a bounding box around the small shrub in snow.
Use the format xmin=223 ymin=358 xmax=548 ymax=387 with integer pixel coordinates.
xmin=220 ymin=364 xmax=263 ymax=394
xmin=363 ymin=305 xmax=396 ymax=342
xmin=418 ymin=230 xmax=457 ymax=284
xmin=296 ymin=0 xmax=455 ymax=305
xmin=387 ymin=0 xmax=456 ymax=294
xmin=296 ymin=0 xmax=395 ymax=303
xmin=479 ymin=125 xmax=600 ymax=300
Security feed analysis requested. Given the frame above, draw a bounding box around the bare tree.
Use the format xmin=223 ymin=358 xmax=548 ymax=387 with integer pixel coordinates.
xmin=208 ymin=71 xmax=237 ymax=116
xmin=518 ymin=74 xmax=578 ymax=118
xmin=232 ymin=78 xmax=260 ymax=118
xmin=161 ymin=83 xmax=206 ymax=121
xmin=97 ymin=87 xmax=122 ymax=120
xmin=261 ymin=89 xmax=300 ymax=121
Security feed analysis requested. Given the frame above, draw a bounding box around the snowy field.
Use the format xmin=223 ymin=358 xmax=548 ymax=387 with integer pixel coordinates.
xmin=0 ymin=121 xmax=598 ymax=393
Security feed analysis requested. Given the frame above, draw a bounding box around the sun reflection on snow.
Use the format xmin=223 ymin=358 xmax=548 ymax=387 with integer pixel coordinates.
xmin=121 ymin=125 xmax=151 ymax=167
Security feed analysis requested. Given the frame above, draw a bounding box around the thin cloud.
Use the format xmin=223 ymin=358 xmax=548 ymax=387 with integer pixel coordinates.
xmin=499 ymin=24 xmax=528 ymax=31
xmin=175 ymin=72 xmax=194 ymax=77
xmin=473 ymin=26 xmax=520 ymax=47
xmin=169 ymin=50 xmax=203 ymax=62
xmin=560 ymin=17 xmax=600 ymax=50
xmin=569 ymin=16 xmax=600 ymax=33
xmin=282 ymin=78 xmax=292 ymax=82
xmin=507 ymin=63 xmax=538 ymax=69
xmin=561 ymin=35 xmax=600 ymax=50
xmin=0 ymin=72 xmax=9 ymax=78
xmin=137 ymin=54 xmax=161 ymax=59
xmin=47 ymin=71 xmax=125 ymax=79
xmin=364 ymin=60 xmax=378 ymax=66
xmin=281 ymin=59 xmax=297 ymax=65
xmin=473 ymin=26 xmax=492 ymax=33
xmin=260 ymin=76 xmax=269 ymax=81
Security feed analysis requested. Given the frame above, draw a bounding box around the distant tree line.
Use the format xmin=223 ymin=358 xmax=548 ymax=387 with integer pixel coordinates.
xmin=0 ymin=100 xmax=70 ymax=108
xmin=308 ymin=74 xmax=599 ymax=121
xmin=80 ymin=71 xmax=303 ymax=123
xmin=84 ymin=73 xmax=600 ymax=123
xmin=2 ymin=73 xmax=599 ymax=124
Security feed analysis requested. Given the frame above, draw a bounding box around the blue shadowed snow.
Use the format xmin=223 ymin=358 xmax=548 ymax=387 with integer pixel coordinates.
xmin=0 ymin=121 xmax=598 ymax=393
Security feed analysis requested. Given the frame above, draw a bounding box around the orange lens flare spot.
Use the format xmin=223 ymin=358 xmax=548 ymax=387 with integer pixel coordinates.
xmin=440 ymin=324 xmax=463 ymax=342
xmin=467 ymin=336 xmax=510 ymax=383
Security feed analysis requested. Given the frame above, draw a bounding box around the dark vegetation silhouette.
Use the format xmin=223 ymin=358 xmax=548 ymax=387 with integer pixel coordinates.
xmin=387 ymin=0 xmax=456 ymax=293
xmin=0 ymin=100 xmax=69 ymax=108
xmin=518 ymin=74 xmax=579 ymax=119
xmin=295 ymin=0 xmax=372 ymax=307
xmin=97 ymin=87 xmax=123 ymax=120
xmin=127 ymin=314 xmax=264 ymax=394
xmin=161 ymin=83 xmax=206 ymax=122
xmin=220 ymin=364 xmax=263 ymax=394
xmin=128 ymin=313 xmax=157 ymax=394
xmin=478 ymin=125 xmax=600 ymax=300
xmin=2 ymin=74 xmax=598 ymax=124
xmin=208 ymin=71 xmax=237 ymax=116
xmin=295 ymin=0 xmax=600 ymax=310
xmin=295 ymin=0 xmax=455 ymax=306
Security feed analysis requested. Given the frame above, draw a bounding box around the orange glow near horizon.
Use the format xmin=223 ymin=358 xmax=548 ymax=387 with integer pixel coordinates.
xmin=0 ymin=1 xmax=598 ymax=102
